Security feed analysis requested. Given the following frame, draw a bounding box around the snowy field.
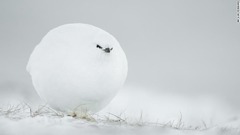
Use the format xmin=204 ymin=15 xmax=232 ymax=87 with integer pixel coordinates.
xmin=1 ymin=86 xmax=240 ymax=135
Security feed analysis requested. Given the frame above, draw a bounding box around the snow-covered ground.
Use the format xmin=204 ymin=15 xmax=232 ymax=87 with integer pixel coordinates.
xmin=0 ymin=85 xmax=240 ymax=135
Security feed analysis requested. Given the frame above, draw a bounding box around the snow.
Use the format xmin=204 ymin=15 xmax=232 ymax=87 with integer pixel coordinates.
xmin=0 ymin=86 xmax=240 ymax=135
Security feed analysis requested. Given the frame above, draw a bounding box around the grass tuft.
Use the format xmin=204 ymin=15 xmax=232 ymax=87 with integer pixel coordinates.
xmin=0 ymin=102 xmax=213 ymax=131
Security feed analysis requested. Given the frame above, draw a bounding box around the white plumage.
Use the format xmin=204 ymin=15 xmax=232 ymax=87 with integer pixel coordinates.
xmin=27 ymin=23 xmax=128 ymax=113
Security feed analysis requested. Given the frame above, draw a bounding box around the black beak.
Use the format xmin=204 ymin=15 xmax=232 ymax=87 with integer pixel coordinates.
xmin=104 ymin=48 xmax=113 ymax=53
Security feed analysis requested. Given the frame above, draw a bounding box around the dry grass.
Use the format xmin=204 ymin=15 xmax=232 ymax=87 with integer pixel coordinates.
xmin=0 ymin=103 xmax=64 ymax=120
xmin=0 ymin=102 xmax=214 ymax=131
xmin=1 ymin=103 xmax=240 ymax=135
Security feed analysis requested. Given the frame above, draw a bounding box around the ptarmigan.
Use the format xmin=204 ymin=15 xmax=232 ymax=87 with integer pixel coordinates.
xmin=27 ymin=23 xmax=128 ymax=115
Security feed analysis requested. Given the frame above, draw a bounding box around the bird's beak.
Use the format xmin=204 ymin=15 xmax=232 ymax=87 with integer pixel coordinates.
xmin=103 ymin=48 xmax=112 ymax=53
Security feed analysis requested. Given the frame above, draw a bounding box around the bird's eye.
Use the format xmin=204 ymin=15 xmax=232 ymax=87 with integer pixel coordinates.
xmin=96 ymin=44 xmax=102 ymax=49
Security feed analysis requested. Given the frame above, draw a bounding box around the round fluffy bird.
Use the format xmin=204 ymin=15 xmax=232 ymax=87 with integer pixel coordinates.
xmin=27 ymin=23 xmax=128 ymax=115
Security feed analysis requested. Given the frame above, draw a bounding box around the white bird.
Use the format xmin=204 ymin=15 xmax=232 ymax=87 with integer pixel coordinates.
xmin=27 ymin=23 xmax=128 ymax=114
